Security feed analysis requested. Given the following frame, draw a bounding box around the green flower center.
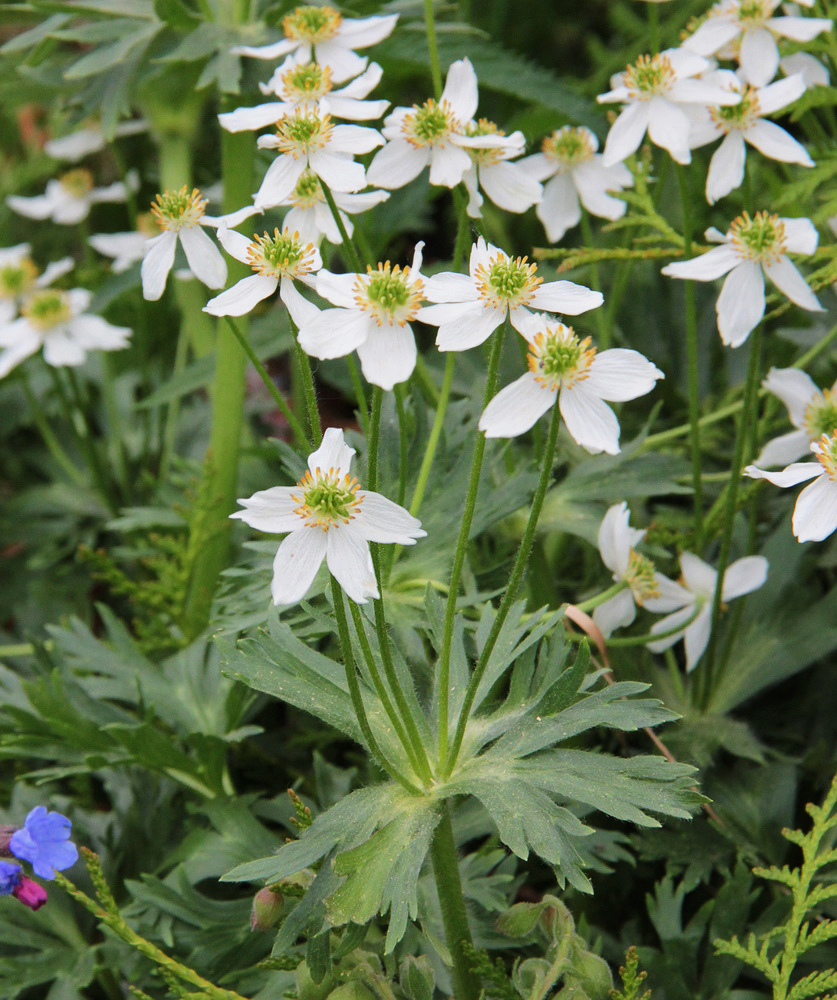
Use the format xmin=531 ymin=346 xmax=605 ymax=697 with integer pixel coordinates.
xmin=623 ymin=54 xmax=676 ymax=98
xmin=22 ymin=289 xmax=71 ymax=330
xmin=151 ymin=186 xmax=207 ymax=231
xmin=0 ymin=258 xmax=38 ymax=298
xmin=627 ymin=549 xmax=660 ymax=603
xmin=356 ymin=262 xmax=423 ymax=325
xmin=543 ymin=126 xmax=596 ymax=167
xmin=714 ymin=86 xmax=760 ymax=129
xmin=282 ymin=5 xmax=342 ymax=43
xmin=488 ymin=259 xmax=537 ymax=301
xmin=405 ymin=100 xmax=454 ymax=146
xmin=247 ymin=229 xmax=316 ymax=279
xmin=275 ymin=113 xmax=332 ymax=153
xmin=527 ymin=323 xmax=596 ymax=389
xmin=729 ymin=211 xmax=786 ymax=262
xmin=59 ymin=168 xmax=94 ymax=198
xmin=294 ymin=469 xmax=362 ymax=530
xmin=738 ymin=0 xmax=769 ymax=24
xmin=291 ymin=170 xmax=324 ymax=207
xmin=284 ymin=62 xmax=332 ymax=99
xmin=805 ymin=391 xmax=837 ymax=440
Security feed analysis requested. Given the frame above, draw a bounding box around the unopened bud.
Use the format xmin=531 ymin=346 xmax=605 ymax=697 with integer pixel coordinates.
xmin=13 ymin=876 xmax=47 ymax=911
xmin=250 ymin=885 xmax=284 ymax=931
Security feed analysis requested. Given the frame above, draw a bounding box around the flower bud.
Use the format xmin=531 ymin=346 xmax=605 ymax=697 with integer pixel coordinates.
xmin=13 ymin=876 xmax=47 ymax=910
xmin=250 ymin=885 xmax=284 ymax=931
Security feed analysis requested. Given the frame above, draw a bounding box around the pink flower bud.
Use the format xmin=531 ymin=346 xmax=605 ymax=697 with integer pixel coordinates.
xmin=13 ymin=876 xmax=48 ymax=910
xmin=250 ymin=885 xmax=284 ymax=931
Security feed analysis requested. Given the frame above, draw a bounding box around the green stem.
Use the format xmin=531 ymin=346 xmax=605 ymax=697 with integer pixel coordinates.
xmin=574 ymin=579 xmax=629 ymax=614
xmin=63 ymin=368 xmax=115 ymax=512
xmin=394 ymin=383 xmax=409 ymax=508
xmin=701 ymin=324 xmax=763 ymax=710
xmin=437 ymin=327 xmax=505 ymax=774
xmin=331 ymin=580 xmax=419 ymax=793
xmin=446 ymin=402 xmax=561 ymax=775
xmin=100 ymin=353 xmax=129 ymax=498
xmin=676 ymin=165 xmax=704 ymax=546
xmin=19 ymin=372 xmax=85 ymax=489
xmin=159 ymin=315 xmax=190 ymax=480
xmin=429 ymin=802 xmax=480 ymax=1000
xmin=423 ymin=0 xmax=444 ymax=99
xmin=223 ymin=317 xmax=309 ymax=449
xmin=648 ymin=2 xmax=660 ymax=52
xmin=367 ymin=386 xmax=383 ymax=490
xmin=580 ymin=210 xmax=608 ymax=347
xmin=320 ymin=179 xmax=363 ymax=273
xmin=410 ymin=353 xmax=455 ymax=517
xmin=607 ymin=600 xmax=703 ymax=647
xmin=292 ymin=331 xmax=322 ymax=446
xmin=347 ymin=355 xmax=371 ymax=440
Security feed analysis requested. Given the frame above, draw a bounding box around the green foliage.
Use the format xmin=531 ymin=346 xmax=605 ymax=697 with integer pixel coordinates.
xmin=609 ymin=947 xmax=651 ymax=1000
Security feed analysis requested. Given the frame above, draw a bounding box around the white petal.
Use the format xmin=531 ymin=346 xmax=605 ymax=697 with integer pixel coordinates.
xmin=661 ymin=244 xmax=739 ymax=281
xmin=739 ymin=27 xmax=779 ymax=87
xmin=745 ymin=119 xmax=813 ymax=165
xmin=683 ymin=18 xmax=740 ymax=56
xmin=312 ymin=39 xmax=367 ymax=83
xmin=280 ymin=277 xmax=321 ymax=326
xmin=0 ymin=333 xmax=41 ymax=377
xmin=479 ymin=372 xmax=557 ymax=438
xmin=592 ymin=589 xmax=636 ymax=639
xmin=323 ymin=95 xmax=389 ymax=121
xmin=422 ymin=271 xmax=478 ymax=304
xmin=530 ymin=280 xmax=603 ymax=315
xmin=573 ymin=160 xmax=631 ymax=220
xmin=706 ymin=132 xmax=746 ymax=204
xmin=366 ymin=140 xmax=428 ymax=189
xmin=585 ymin=349 xmax=663 ymax=401
xmin=432 ymin=303 xmax=505 ymax=352
xmin=559 ymin=385 xmax=621 ymax=454
xmin=683 ymin=606 xmax=713 ymax=671
xmin=355 ymin=491 xmax=425 ymax=544
xmin=441 ymin=57 xmax=478 ymax=122
xmin=781 ymin=217 xmax=819 ymax=255
xmin=215 ymin=225 xmax=253 ymax=265
xmin=757 ymin=73 xmax=807 ymax=115
xmin=231 ymin=486 xmax=302 ymax=533
xmin=218 ymin=103 xmax=292 ymax=132
xmin=271 ymin=529 xmax=328 ymax=605
xmin=334 ymin=60 xmax=383 ymax=98
xmin=518 ymin=152 xmax=557 ymax=183
xmin=330 ymin=124 xmax=384 ymax=155
xmin=298 ymin=308 xmax=371 ymax=359
xmin=764 ymin=256 xmax=822 ymax=312
xmin=37 ymin=256 xmax=75 ymax=287
xmin=767 ymin=15 xmax=833 ymax=42
xmin=428 ymin=142 xmax=472 ymax=188
xmin=333 ymin=189 xmax=390 ymax=214
xmin=204 ymin=274 xmax=277 ymax=316
xmin=7 ymin=192 xmax=59 ymax=221
xmin=755 ymin=429 xmax=811 ymax=467
xmin=717 ymin=261 xmax=765 ymax=347
xmin=602 ymin=102 xmax=650 ymax=167
xmin=780 ymin=52 xmax=829 ymax=87
xmin=793 ymin=475 xmax=837 ymax=542
xmin=43 ymin=330 xmax=86 ymax=367
xmin=326 ymin=525 xmax=378 ymax=603
xmin=336 ymin=14 xmax=398 ymax=48
xmin=478 ymin=160 xmax=542 ymax=214
xmin=646 ymin=98 xmax=692 ymax=164
xmin=597 ymin=502 xmax=642 ymax=577
xmin=762 ymin=366 xmax=817 ymax=426
xmin=316 ymin=269 xmax=357 ymax=307
xmin=141 ymin=231 xmax=177 ymax=301
xmin=647 ymin=603 xmax=698 ymax=654
xmin=745 ymin=461 xmax=822 ymax=487
xmin=179 ymin=226 xmax=227 ymax=289
xmin=644 ymin=573 xmax=693 ymax=614
xmin=309 ymin=427 xmax=355 ymax=477
xmin=679 ymin=552 xmax=716 ymax=596
xmin=52 ymin=196 xmax=92 ymax=225
xmin=68 ymin=314 xmax=130 ymax=350
xmin=356 ymin=320 xmax=417 ymax=390
xmin=45 ymin=127 xmax=105 ymax=161
xmin=721 ymin=556 xmax=768 ymax=601
xmin=233 ymin=39 xmax=298 ymax=60
xmin=255 ymin=155 xmax=306 ymax=209
xmin=309 ymin=150 xmax=365 ymax=193
xmin=537 ymin=173 xmax=581 ymax=242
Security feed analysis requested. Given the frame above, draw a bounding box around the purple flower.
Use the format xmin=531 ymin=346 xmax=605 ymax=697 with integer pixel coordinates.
xmin=9 ymin=807 xmax=78 ymax=880
xmin=0 ymin=860 xmax=22 ymax=895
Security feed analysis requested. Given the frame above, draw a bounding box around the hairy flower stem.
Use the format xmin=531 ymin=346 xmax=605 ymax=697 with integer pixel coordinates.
xmin=438 ymin=327 xmax=505 ymax=773
xmin=332 ymin=581 xmax=419 ymax=793
xmin=292 ymin=328 xmax=322 ymax=446
xmin=410 ymin=354 xmax=456 ymax=517
xmin=181 ymin=124 xmax=253 ymax=638
xmin=223 ymin=317 xmax=309 ymax=449
xmin=429 ymin=802 xmax=480 ymax=1000
xmin=367 ymin=386 xmax=383 ymax=490
xmin=676 ymin=166 xmax=704 ymax=547
xmin=446 ymin=402 xmax=561 ymax=776
xmin=701 ymin=325 xmax=763 ymax=710
xmin=423 ymin=0 xmax=444 ymax=100
xmin=574 ymin=579 xmax=630 ymax=613
xmin=394 ymin=383 xmax=409 ymax=507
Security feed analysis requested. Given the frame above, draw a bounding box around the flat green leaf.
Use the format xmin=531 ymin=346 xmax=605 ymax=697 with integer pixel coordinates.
xmin=63 ymin=22 xmax=158 ymax=78
xmin=0 ymin=13 xmax=70 ymax=53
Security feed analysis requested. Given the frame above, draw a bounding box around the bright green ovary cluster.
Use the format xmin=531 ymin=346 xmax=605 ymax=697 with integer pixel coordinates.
xmin=733 ymin=212 xmax=781 ymax=257
xmin=807 ymin=395 xmax=837 ymax=439
xmin=257 ymin=233 xmax=305 ymax=273
xmin=303 ymin=477 xmax=358 ymax=523
xmin=625 ymin=55 xmax=672 ymax=95
xmin=627 ymin=550 xmax=660 ymax=603
xmin=538 ymin=334 xmax=587 ymax=380
xmin=366 ymin=270 xmax=410 ymax=316
xmin=283 ymin=5 xmax=339 ymax=41
xmin=717 ymin=89 xmax=757 ymax=127
xmin=288 ymin=64 xmax=328 ymax=94
xmin=23 ymin=290 xmax=70 ymax=329
xmin=0 ymin=262 xmax=35 ymax=297
xmin=411 ymin=102 xmax=449 ymax=144
xmin=294 ymin=172 xmax=323 ymax=203
xmin=284 ymin=115 xmax=324 ymax=145
xmin=545 ymin=128 xmax=591 ymax=165
xmin=488 ymin=259 xmax=533 ymax=301
xmin=737 ymin=0 xmax=768 ymax=23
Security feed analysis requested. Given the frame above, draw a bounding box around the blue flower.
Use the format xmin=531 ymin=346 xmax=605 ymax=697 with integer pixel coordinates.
xmin=0 ymin=861 xmax=22 ymax=895
xmin=9 ymin=807 xmax=78 ymax=880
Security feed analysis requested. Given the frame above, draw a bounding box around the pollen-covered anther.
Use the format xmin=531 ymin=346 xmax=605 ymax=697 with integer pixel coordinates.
xmin=623 ymin=53 xmax=677 ymax=99
xmin=292 ymin=467 xmax=363 ymax=530
xmin=151 ymin=186 xmax=207 ymax=232
xmin=804 ymin=390 xmax=837 ymax=440
xmin=527 ymin=323 xmax=596 ymax=391
xmin=710 ymin=85 xmax=760 ymax=131
xmin=354 ymin=262 xmax=424 ymax=327
xmin=542 ymin=126 xmax=596 ymax=168
xmin=246 ymin=229 xmax=318 ymax=278
xmin=626 ymin=549 xmax=660 ymax=604
xmin=728 ymin=211 xmax=787 ymax=264
xmin=401 ymin=99 xmax=460 ymax=148
xmin=21 ymin=289 xmax=71 ymax=331
xmin=282 ymin=62 xmax=333 ymax=102
xmin=814 ymin=432 xmax=837 ymax=481
xmin=0 ymin=257 xmax=38 ymax=298
xmin=282 ymin=5 xmax=342 ymax=43
xmin=474 ymin=253 xmax=543 ymax=310
xmin=273 ymin=112 xmax=334 ymax=156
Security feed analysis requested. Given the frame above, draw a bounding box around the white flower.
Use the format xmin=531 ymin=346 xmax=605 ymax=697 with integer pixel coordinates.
xmin=219 ymin=60 xmax=389 ymax=132
xmin=597 ymin=48 xmax=741 ymax=166
xmin=683 ymin=0 xmax=832 ymax=87
xmin=366 ymin=59 xmax=513 ymax=190
xmin=419 ymin=238 xmax=602 ymax=352
xmin=0 ymin=287 xmax=131 ymax=378
xmin=204 ymin=225 xmax=321 ymax=325
xmin=755 ymin=367 xmax=837 ymax=466
xmin=647 ymin=552 xmax=768 ymax=668
xmin=592 ymin=503 xmax=691 ymax=638
xmin=253 ymin=112 xmax=382 ymax=210
xmin=478 ymin=315 xmax=663 ymax=453
xmin=6 ymin=168 xmax=138 ymax=225
xmin=141 ymin=189 xmax=260 ymax=301
xmin=0 ymin=244 xmax=73 ymax=324
xmin=661 ymin=212 xmax=822 ymax=346
xmin=459 ymin=120 xmax=542 ymax=218
xmin=231 ymin=427 xmax=425 ymax=604
xmin=297 ymin=243 xmax=425 ymax=390
xmin=232 ymin=5 xmax=397 ymax=83
xmin=780 ymin=51 xmax=829 ymax=87
xmin=44 ymin=119 xmax=147 ymax=162
xmin=747 ymin=431 xmax=837 ymax=542
xmin=519 ymin=126 xmax=633 ymax=242
xmin=687 ymin=71 xmax=812 ymax=203
xmin=269 ymin=169 xmax=390 ymax=246
xmin=89 ymin=212 xmax=159 ymax=274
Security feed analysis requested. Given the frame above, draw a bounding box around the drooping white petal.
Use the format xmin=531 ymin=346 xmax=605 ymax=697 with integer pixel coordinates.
xmin=335 ymin=60 xmax=383 ymax=98
xmin=762 ymin=366 xmax=817 ymax=427
xmin=355 ymin=320 xmax=417 ymax=390
xmin=52 ymin=195 xmax=93 ymax=225
xmin=308 ymin=150 xmax=366 ymax=192
xmin=721 ymin=555 xmax=768 ymax=601
xmin=429 ymin=303 xmax=505 ymax=352
xmin=233 ymin=38 xmax=298 ymax=60
xmin=602 ymin=102 xmax=650 ymax=167
xmin=326 ymin=524 xmax=378 ymax=602
xmin=661 ymin=244 xmax=740 ymax=281
xmin=646 ymin=97 xmax=692 ymax=164
xmin=255 ymin=155 xmax=307 ymax=209
xmin=717 ymin=260 xmax=765 ymax=347
xmin=573 ymin=160 xmax=631 ymax=221
xmin=683 ymin=605 xmax=713 ymax=671
xmin=355 ymin=491 xmax=425 ymax=544
xmin=745 ymin=461 xmax=822 ymax=487
xmin=367 ymin=139 xmax=429 ymax=189
xmin=309 ymin=427 xmax=356 ymax=477
xmin=0 ymin=332 xmax=41 ymax=377
xmin=271 ymin=528 xmax=328 ymax=605
xmin=739 ymin=27 xmax=779 ymax=87
xmin=763 ymin=256 xmax=822 ymax=312
xmin=537 ymin=173 xmax=581 ymax=242
xmin=793 ymin=475 xmax=837 ymax=542
xmin=781 ymin=217 xmax=819 ymax=255
xmin=679 ymin=551 xmax=717 ymax=596
xmin=706 ymin=132 xmax=746 ymax=204
xmin=43 ymin=330 xmax=86 ymax=367
xmin=297 ymin=308 xmax=372 ymax=359
xmin=141 ymin=231 xmax=178 ymax=301
xmin=559 ymin=384 xmax=621 ymax=454
xmin=530 ymin=280 xmax=603 ymax=315
xmin=479 ymin=372 xmax=557 ymax=439
xmin=280 ymin=277 xmax=320 ymax=326
xmin=592 ymin=588 xmax=636 ymax=639
xmin=585 ymin=349 xmax=664 ymax=401
xmin=478 ymin=160 xmax=542 ymax=214
xmin=204 ymin=274 xmax=278 ymax=317
xmin=755 ymin=429 xmax=811 ymax=467
xmin=179 ymin=225 xmax=227 ymax=289
xmin=215 ymin=225 xmax=253 ymax=265
xmin=231 ymin=486 xmax=302 ymax=534
xmin=440 ymin=57 xmax=479 ymax=123
xmin=647 ymin=603 xmax=698 ymax=654
xmin=597 ymin=502 xmax=641 ymax=577
xmin=745 ymin=120 xmax=813 ymax=165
